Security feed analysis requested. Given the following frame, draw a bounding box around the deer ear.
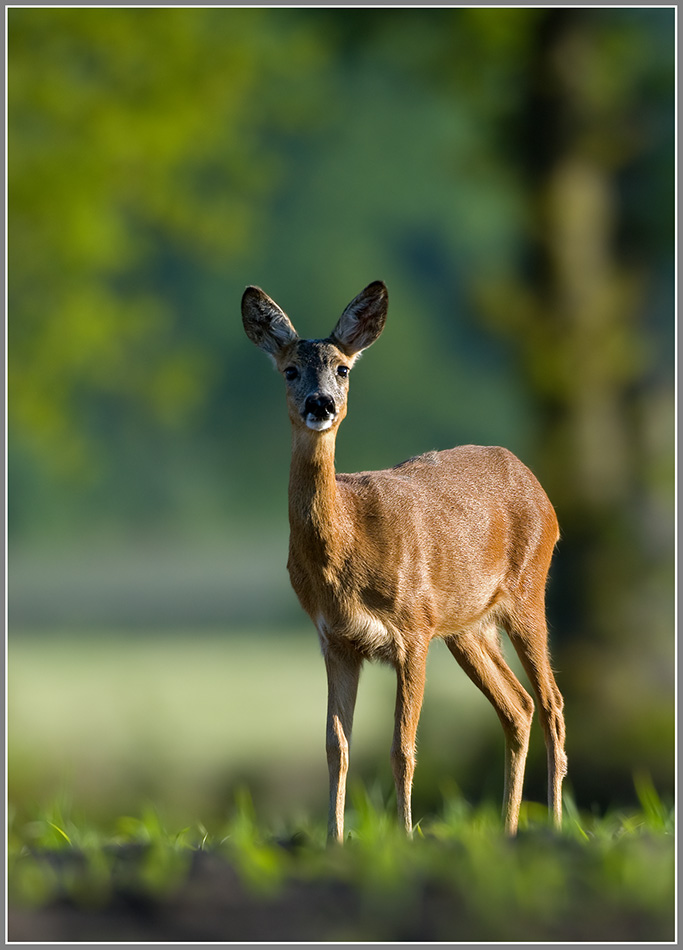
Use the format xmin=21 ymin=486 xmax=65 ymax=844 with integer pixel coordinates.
xmin=241 ymin=286 xmax=299 ymax=356
xmin=330 ymin=281 xmax=388 ymax=357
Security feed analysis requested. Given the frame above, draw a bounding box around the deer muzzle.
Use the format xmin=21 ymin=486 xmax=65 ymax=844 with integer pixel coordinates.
xmin=303 ymin=393 xmax=337 ymax=431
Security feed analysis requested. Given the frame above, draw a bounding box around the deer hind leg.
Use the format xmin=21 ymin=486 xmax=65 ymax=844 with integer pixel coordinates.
xmin=445 ymin=625 xmax=535 ymax=835
xmin=505 ymin=608 xmax=567 ymax=830
xmin=391 ymin=649 xmax=428 ymax=836
xmin=323 ymin=644 xmax=362 ymax=843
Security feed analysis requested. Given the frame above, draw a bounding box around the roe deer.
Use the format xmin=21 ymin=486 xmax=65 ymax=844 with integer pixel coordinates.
xmin=241 ymin=280 xmax=567 ymax=842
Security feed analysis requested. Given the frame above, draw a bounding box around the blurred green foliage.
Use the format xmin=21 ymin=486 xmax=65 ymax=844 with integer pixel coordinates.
xmin=8 ymin=9 xmax=675 ymax=816
xmin=9 ymin=8 xmax=326 ymax=498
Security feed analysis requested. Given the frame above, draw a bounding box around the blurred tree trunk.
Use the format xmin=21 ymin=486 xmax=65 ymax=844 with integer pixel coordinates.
xmin=475 ymin=9 xmax=674 ymax=801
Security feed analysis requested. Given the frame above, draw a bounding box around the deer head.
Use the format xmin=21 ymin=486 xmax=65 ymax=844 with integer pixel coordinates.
xmin=241 ymin=281 xmax=388 ymax=432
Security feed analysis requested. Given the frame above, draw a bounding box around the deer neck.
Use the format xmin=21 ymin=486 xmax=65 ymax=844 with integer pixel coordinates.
xmin=288 ymin=425 xmax=346 ymax=566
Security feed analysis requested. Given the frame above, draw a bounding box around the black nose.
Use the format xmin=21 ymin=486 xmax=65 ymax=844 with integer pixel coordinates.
xmin=304 ymin=393 xmax=335 ymax=420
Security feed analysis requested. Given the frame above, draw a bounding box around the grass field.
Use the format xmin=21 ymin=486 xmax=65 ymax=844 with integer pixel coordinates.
xmin=7 ymin=781 xmax=676 ymax=942
xmin=8 ymin=631 xmax=676 ymax=941
xmin=8 ymin=630 xmax=499 ymax=823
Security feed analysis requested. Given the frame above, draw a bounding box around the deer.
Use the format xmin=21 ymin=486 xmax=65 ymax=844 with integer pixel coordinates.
xmin=241 ymin=279 xmax=567 ymax=843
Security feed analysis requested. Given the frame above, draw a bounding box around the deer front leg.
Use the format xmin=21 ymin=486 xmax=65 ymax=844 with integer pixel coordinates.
xmin=391 ymin=651 xmax=427 ymax=836
xmin=323 ymin=645 xmax=362 ymax=843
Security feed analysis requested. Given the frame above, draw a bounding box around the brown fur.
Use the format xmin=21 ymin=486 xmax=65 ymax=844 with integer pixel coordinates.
xmin=242 ymin=281 xmax=567 ymax=841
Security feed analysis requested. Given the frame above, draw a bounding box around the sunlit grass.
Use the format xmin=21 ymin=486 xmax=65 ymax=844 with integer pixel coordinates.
xmin=8 ymin=631 xmax=675 ymax=939
xmin=7 ymin=780 xmax=675 ymax=942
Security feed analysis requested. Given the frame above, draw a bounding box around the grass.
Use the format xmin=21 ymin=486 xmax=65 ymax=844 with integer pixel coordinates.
xmin=7 ymin=631 xmax=676 ymax=939
xmin=7 ymin=630 xmax=494 ymax=822
xmin=7 ymin=779 xmax=676 ymax=943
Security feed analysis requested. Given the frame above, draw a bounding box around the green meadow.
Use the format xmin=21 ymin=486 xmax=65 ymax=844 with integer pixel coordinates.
xmin=8 ymin=630 xmax=496 ymax=824
xmin=8 ymin=772 xmax=675 ymax=942
xmin=7 ymin=631 xmax=676 ymax=942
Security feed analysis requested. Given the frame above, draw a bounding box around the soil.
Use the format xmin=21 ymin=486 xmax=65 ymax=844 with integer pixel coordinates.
xmin=7 ymin=842 xmax=675 ymax=943
xmin=8 ymin=847 xmax=461 ymax=943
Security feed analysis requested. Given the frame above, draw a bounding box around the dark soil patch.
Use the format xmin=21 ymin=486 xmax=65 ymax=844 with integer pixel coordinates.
xmin=10 ymin=847 xmax=460 ymax=943
xmin=7 ymin=843 xmax=675 ymax=943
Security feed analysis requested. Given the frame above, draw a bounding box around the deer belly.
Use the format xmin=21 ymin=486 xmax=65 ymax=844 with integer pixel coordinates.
xmin=316 ymin=608 xmax=400 ymax=663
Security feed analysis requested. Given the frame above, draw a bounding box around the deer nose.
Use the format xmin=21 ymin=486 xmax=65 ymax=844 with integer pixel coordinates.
xmin=304 ymin=393 xmax=336 ymax=420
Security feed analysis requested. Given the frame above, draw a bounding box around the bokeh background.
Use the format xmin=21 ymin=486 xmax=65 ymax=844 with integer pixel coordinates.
xmin=8 ymin=7 xmax=675 ymax=828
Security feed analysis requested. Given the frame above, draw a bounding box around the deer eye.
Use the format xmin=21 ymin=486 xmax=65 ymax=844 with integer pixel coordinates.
xmin=336 ymin=366 xmax=350 ymax=379
xmin=284 ymin=367 xmax=299 ymax=381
